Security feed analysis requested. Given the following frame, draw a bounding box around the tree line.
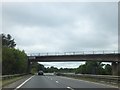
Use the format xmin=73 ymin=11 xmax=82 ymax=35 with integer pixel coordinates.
xmin=31 ymin=61 xmax=112 ymax=75
xmin=2 ymin=34 xmax=28 ymax=75
xmin=75 ymin=61 xmax=112 ymax=75
xmin=30 ymin=62 xmax=76 ymax=74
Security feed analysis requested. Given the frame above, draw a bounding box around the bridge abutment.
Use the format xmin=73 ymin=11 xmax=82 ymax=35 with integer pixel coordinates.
xmin=118 ymin=62 xmax=120 ymax=76
xmin=112 ymin=62 xmax=120 ymax=76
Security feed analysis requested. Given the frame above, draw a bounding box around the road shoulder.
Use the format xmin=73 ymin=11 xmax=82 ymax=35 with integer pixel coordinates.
xmin=2 ymin=75 xmax=33 ymax=89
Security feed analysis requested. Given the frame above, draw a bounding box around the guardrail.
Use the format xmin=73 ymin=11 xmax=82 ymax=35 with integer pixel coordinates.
xmin=27 ymin=50 xmax=119 ymax=56
xmin=56 ymin=73 xmax=120 ymax=84
xmin=1 ymin=73 xmax=27 ymax=80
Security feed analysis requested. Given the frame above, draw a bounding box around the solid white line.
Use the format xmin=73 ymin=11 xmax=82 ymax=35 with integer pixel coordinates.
xmin=14 ymin=75 xmax=34 ymax=90
xmin=67 ymin=86 xmax=74 ymax=90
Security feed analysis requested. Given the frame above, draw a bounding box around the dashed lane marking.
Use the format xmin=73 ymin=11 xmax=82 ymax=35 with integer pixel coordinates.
xmin=14 ymin=75 xmax=35 ymax=90
xmin=56 ymin=81 xmax=59 ymax=83
xmin=67 ymin=86 xmax=74 ymax=90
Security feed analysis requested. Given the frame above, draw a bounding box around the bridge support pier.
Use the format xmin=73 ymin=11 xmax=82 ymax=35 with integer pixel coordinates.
xmin=118 ymin=62 xmax=120 ymax=76
xmin=112 ymin=62 xmax=120 ymax=76
xmin=27 ymin=59 xmax=31 ymax=73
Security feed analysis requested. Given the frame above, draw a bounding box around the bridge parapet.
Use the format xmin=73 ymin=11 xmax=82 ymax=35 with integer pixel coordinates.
xmin=27 ymin=50 xmax=119 ymax=56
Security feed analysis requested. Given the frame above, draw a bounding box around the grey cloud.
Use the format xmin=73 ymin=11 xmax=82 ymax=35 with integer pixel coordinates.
xmin=2 ymin=2 xmax=118 ymax=68
xmin=2 ymin=2 xmax=118 ymax=52
xmin=3 ymin=2 xmax=117 ymax=30
xmin=2 ymin=3 xmax=76 ymax=27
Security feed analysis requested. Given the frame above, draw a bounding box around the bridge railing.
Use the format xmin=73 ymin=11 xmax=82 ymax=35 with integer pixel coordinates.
xmin=27 ymin=50 xmax=118 ymax=56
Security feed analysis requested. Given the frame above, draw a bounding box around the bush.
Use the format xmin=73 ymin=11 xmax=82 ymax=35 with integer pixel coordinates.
xmin=2 ymin=47 xmax=28 ymax=75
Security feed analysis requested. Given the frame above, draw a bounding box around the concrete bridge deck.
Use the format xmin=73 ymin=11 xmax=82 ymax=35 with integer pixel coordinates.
xmin=28 ymin=51 xmax=119 ymax=62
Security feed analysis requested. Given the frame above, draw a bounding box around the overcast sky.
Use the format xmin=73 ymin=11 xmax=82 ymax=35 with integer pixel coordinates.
xmin=1 ymin=2 xmax=118 ymax=68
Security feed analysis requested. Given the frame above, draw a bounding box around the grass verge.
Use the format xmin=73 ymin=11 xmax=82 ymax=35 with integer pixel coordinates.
xmin=2 ymin=75 xmax=28 ymax=87
xmin=61 ymin=75 xmax=120 ymax=88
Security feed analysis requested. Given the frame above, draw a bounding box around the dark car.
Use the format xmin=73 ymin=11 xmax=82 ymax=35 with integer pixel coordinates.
xmin=38 ymin=70 xmax=44 ymax=75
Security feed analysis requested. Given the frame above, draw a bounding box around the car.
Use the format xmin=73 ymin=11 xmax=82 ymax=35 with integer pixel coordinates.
xmin=38 ymin=70 xmax=44 ymax=75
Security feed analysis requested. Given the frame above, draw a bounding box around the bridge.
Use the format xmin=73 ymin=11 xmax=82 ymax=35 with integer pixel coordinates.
xmin=27 ymin=50 xmax=120 ymax=75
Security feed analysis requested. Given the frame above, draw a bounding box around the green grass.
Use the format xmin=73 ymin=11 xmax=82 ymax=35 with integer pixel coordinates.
xmin=62 ymin=75 xmax=120 ymax=87
xmin=2 ymin=75 xmax=26 ymax=87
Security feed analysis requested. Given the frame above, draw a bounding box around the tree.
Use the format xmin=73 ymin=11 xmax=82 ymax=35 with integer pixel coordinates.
xmin=30 ymin=63 xmax=47 ymax=74
xmin=104 ymin=64 xmax=112 ymax=75
xmin=46 ymin=66 xmax=58 ymax=73
xmin=75 ymin=64 xmax=86 ymax=74
xmin=38 ymin=64 xmax=45 ymax=71
xmin=2 ymin=47 xmax=28 ymax=75
xmin=85 ymin=61 xmax=105 ymax=75
xmin=75 ymin=61 xmax=105 ymax=75
xmin=2 ymin=34 xmax=28 ymax=75
xmin=2 ymin=34 xmax=16 ymax=48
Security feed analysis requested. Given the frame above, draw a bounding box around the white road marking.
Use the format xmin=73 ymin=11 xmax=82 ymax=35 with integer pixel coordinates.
xmin=56 ymin=81 xmax=59 ymax=83
xmin=67 ymin=86 xmax=74 ymax=90
xmin=14 ymin=75 xmax=34 ymax=90
xmin=51 ymin=78 xmax=52 ymax=80
xmin=59 ymin=76 xmax=118 ymax=88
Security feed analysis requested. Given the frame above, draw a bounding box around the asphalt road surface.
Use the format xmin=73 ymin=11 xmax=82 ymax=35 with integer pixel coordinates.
xmin=14 ymin=73 xmax=118 ymax=90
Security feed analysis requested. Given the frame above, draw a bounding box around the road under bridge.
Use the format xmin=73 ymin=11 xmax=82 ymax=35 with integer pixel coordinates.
xmin=28 ymin=51 xmax=120 ymax=75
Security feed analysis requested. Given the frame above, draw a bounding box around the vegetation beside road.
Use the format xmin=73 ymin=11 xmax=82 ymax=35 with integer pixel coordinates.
xmin=2 ymin=74 xmax=31 ymax=87
xmin=2 ymin=75 xmax=23 ymax=87
xmin=2 ymin=34 xmax=28 ymax=75
xmin=75 ymin=61 xmax=112 ymax=75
